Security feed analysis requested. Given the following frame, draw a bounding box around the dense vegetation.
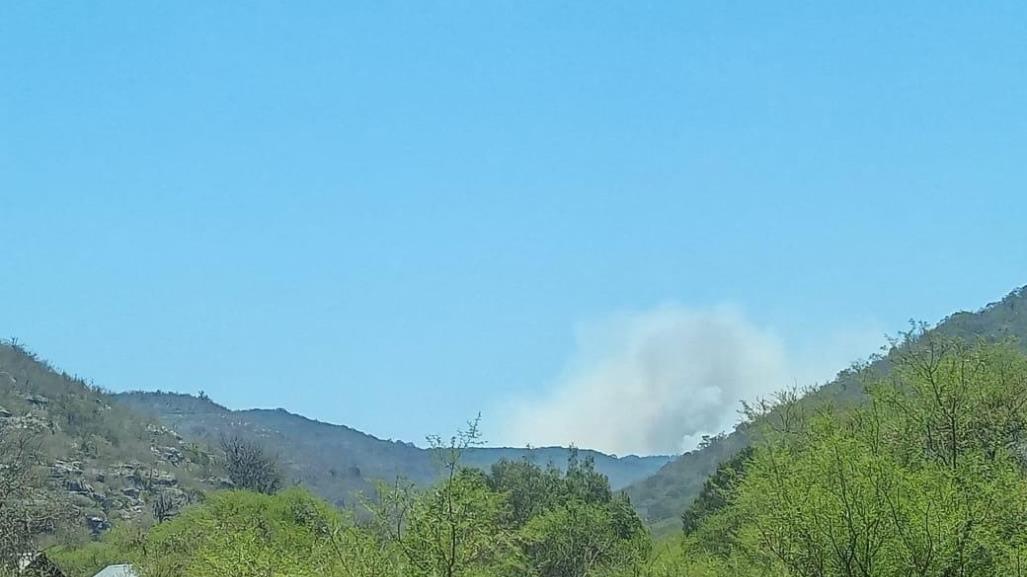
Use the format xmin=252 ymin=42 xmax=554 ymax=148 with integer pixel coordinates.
xmin=49 ymin=431 xmax=652 ymax=577
xmin=647 ymin=332 xmax=1027 ymax=576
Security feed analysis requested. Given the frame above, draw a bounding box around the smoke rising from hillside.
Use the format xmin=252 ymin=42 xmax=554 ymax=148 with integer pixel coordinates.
xmin=501 ymin=305 xmax=875 ymax=455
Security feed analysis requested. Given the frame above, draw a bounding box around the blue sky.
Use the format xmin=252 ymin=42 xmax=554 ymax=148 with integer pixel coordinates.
xmin=2 ymin=1 xmax=1026 ymax=453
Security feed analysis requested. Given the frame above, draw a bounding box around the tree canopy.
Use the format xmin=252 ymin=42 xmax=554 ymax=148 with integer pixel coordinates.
xmin=664 ymin=335 xmax=1027 ymax=576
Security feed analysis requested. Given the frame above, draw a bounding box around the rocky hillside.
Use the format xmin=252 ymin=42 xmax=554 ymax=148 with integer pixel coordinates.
xmin=627 ymin=285 xmax=1027 ymax=531
xmin=0 ymin=341 xmax=218 ymax=535
xmin=114 ymin=391 xmax=672 ymax=508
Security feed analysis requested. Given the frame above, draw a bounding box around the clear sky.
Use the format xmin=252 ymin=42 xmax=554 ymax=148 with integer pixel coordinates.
xmin=2 ymin=1 xmax=1026 ymax=454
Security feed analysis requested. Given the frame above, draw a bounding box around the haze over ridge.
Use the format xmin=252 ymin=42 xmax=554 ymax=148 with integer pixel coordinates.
xmin=500 ymin=304 xmax=885 ymax=455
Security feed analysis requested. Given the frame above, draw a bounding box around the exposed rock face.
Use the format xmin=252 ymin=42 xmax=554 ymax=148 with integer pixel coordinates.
xmin=1 ymin=341 xmax=220 ymax=536
xmin=52 ymin=460 xmax=83 ymax=477
xmin=24 ymin=393 xmax=49 ymax=406
xmin=86 ymin=515 xmax=111 ymax=535
xmin=152 ymin=471 xmax=178 ymax=486
xmin=44 ymin=454 xmax=192 ymax=531
xmin=206 ymin=476 xmax=235 ymax=489
xmin=151 ymin=445 xmax=184 ymax=465
xmin=5 ymin=414 xmax=50 ymax=431
xmin=147 ymin=423 xmax=183 ymax=441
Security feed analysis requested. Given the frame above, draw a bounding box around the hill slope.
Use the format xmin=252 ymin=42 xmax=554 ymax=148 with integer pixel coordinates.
xmin=0 ymin=341 xmax=217 ymax=535
xmin=114 ymin=391 xmax=672 ymax=507
xmin=626 ymin=286 xmax=1027 ymax=530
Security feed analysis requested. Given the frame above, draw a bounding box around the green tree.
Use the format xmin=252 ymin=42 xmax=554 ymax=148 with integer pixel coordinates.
xmin=488 ymin=450 xmax=651 ymax=577
xmin=696 ymin=336 xmax=1027 ymax=577
xmin=137 ymin=488 xmax=401 ymax=577
xmin=487 ymin=458 xmax=563 ymax=528
xmin=401 ymin=416 xmax=520 ymax=577
xmin=403 ymin=469 xmax=519 ymax=577
xmin=681 ymin=447 xmax=753 ymax=535
xmin=521 ymin=494 xmax=650 ymax=577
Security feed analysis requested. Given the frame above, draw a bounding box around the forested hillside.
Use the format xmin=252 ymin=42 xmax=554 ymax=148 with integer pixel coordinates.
xmin=114 ymin=391 xmax=671 ymax=508
xmin=628 ymin=286 xmax=1027 ymax=529
xmin=652 ymin=331 xmax=1027 ymax=575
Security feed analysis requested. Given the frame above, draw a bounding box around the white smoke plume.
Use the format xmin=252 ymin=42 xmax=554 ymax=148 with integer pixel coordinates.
xmin=500 ymin=305 xmax=876 ymax=455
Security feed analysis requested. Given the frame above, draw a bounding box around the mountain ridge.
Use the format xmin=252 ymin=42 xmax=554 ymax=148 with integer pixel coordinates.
xmin=113 ymin=390 xmax=673 ymax=508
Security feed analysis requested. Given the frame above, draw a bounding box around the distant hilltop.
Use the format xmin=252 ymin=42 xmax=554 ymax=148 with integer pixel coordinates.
xmin=114 ymin=389 xmax=674 ymax=508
